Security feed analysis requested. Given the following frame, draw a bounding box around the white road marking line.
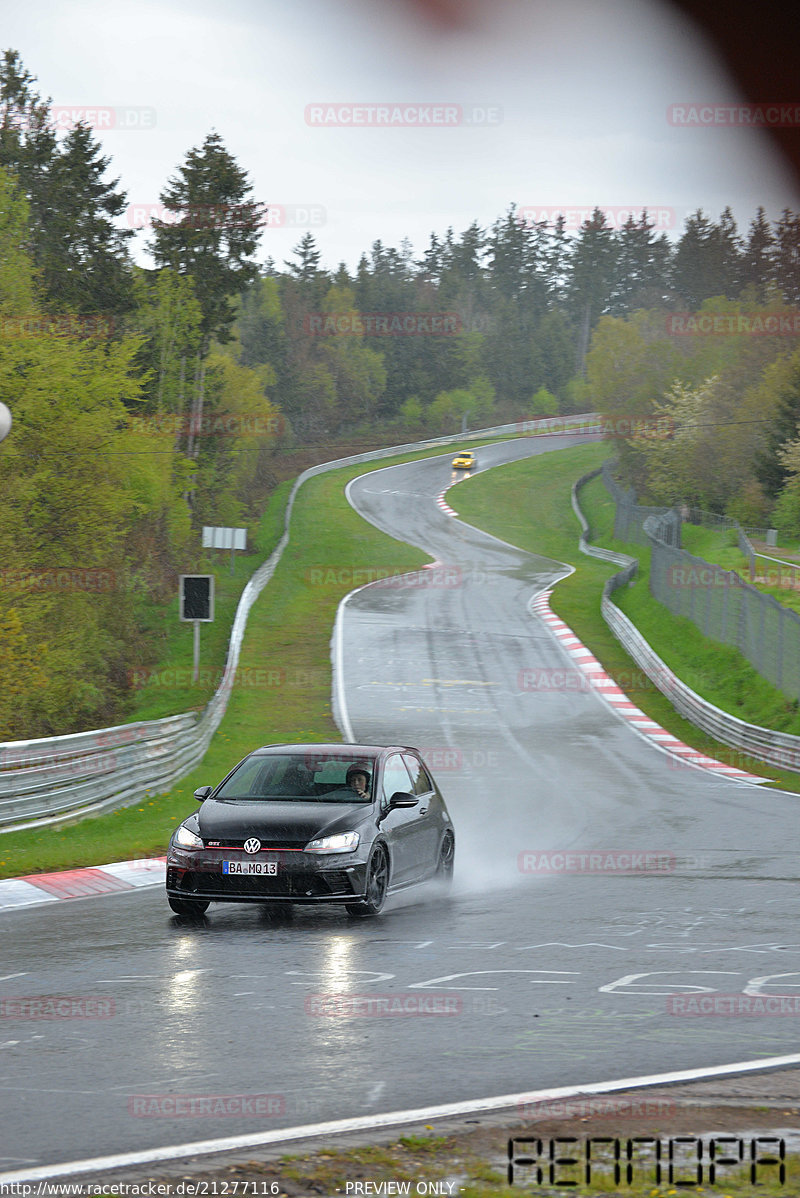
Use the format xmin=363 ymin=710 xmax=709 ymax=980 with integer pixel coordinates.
xmin=6 ymin=1055 xmax=800 ymax=1183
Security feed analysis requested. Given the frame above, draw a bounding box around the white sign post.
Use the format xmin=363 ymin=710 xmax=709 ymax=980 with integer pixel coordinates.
xmin=203 ymin=526 xmax=247 ymax=575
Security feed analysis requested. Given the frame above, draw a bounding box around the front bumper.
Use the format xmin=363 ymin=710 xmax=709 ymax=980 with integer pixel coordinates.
xmin=166 ymin=846 xmax=369 ymax=904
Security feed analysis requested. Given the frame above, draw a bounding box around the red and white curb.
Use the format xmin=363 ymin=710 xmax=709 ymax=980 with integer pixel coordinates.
xmin=435 ymin=464 xmax=474 ymax=517
xmin=531 ymin=592 xmax=765 ymax=784
xmin=0 ymin=857 xmax=166 ymax=911
xmin=435 ymin=489 xmax=458 ymax=517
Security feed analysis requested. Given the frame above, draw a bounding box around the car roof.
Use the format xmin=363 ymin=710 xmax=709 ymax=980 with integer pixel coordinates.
xmin=249 ymin=743 xmax=421 ymax=758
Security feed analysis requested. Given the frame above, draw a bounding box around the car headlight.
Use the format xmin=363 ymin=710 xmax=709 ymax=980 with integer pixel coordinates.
xmin=174 ymin=824 xmax=203 ymax=849
xmin=305 ymin=831 xmax=360 ymax=854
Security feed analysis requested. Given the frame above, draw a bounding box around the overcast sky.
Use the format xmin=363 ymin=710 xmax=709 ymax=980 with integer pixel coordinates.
xmin=4 ymin=0 xmax=798 ymax=272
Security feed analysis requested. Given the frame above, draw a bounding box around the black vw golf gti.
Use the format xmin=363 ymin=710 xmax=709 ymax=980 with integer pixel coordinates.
xmin=166 ymin=743 xmax=455 ymax=917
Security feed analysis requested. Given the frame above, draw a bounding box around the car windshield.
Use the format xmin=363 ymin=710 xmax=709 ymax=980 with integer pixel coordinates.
xmin=214 ymin=752 xmax=377 ymax=802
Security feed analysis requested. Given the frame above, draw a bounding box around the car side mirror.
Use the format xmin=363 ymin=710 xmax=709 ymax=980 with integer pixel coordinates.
xmin=389 ymin=791 xmax=419 ymax=809
xmin=194 ymin=785 xmax=213 ymax=803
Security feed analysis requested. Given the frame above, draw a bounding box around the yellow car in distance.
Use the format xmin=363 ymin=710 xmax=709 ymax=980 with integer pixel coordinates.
xmin=451 ymin=451 xmax=476 ymax=470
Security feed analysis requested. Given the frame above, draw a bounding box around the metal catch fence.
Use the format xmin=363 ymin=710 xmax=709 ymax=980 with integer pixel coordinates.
xmin=573 ymin=466 xmax=800 ymax=774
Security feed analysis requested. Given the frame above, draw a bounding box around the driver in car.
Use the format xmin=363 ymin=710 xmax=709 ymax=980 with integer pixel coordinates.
xmin=345 ymin=764 xmax=371 ymax=798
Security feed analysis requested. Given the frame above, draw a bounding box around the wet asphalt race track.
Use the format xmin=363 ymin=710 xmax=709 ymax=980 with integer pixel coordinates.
xmin=2 ymin=433 xmax=800 ymax=1172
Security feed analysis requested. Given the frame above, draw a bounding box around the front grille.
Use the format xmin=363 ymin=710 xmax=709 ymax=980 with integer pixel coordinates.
xmin=202 ymin=840 xmax=309 ymax=851
xmin=196 ymin=873 xmax=296 ymax=897
xmin=175 ymin=870 xmax=356 ymax=898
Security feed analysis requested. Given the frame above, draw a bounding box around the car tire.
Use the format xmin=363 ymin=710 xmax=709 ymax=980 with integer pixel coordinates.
xmin=346 ymin=846 xmax=389 ymax=917
xmin=436 ymin=832 xmax=455 ymax=884
xmin=168 ymin=896 xmax=210 ymax=916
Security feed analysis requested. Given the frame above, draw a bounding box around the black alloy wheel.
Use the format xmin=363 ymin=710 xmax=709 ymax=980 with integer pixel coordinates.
xmin=346 ymin=846 xmax=389 ymax=917
xmin=436 ymin=831 xmax=455 ymax=883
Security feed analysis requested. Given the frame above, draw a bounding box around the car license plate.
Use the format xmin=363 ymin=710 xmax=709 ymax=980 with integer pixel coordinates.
xmin=223 ymin=860 xmax=278 ymax=875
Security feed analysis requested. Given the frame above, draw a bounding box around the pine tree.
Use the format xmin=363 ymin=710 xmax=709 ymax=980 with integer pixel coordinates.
xmin=0 ymin=50 xmax=134 ymax=318
xmin=543 ymin=214 xmax=569 ymax=306
xmin=416 ymin=232 xmax=443 ymax=285
xmin=150 ymin=130 xmax=264 ymax=345
xmin=0 ymin=49 xmax=57 ymax=243
xmin=773 ymin=209 xmax=800 ymax=304
xmin=671 ymin=208 xmax=742 ymax=308
xmin=41 ymin=122 xmax=135 ymax=316
xmin=609 ymin=212 xmax=671 ymax=315
xmin=566 ymin=208 xmax=619 ymax=371
xmin=150 ymin=130 xmax=264 ymax=455
xmin=286 ymin=232 xmax=323 ymax=284
xmin=740 ymin=206 xmax=776 ymax=299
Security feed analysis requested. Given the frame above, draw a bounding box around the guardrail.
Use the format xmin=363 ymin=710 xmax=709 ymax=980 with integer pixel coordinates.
xmin=1 ymin=414 xmax=600 ymax=832
xmin=572 ymin=467 xmax=800 ymax=776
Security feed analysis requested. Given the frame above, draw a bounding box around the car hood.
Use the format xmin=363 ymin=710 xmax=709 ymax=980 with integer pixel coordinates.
xmin=196 ymin=799 xmax=371 ymax=844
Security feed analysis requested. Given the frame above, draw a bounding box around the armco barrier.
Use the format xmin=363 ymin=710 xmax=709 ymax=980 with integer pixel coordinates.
xmin=573 ymin=467 xmax=800 ymax=775
xmin=0 ymin=414 xmax=600 ymax=831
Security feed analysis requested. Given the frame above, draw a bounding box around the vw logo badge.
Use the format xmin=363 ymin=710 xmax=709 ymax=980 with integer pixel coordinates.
xmin=244 ymin=838 xmax=261 ymax=854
